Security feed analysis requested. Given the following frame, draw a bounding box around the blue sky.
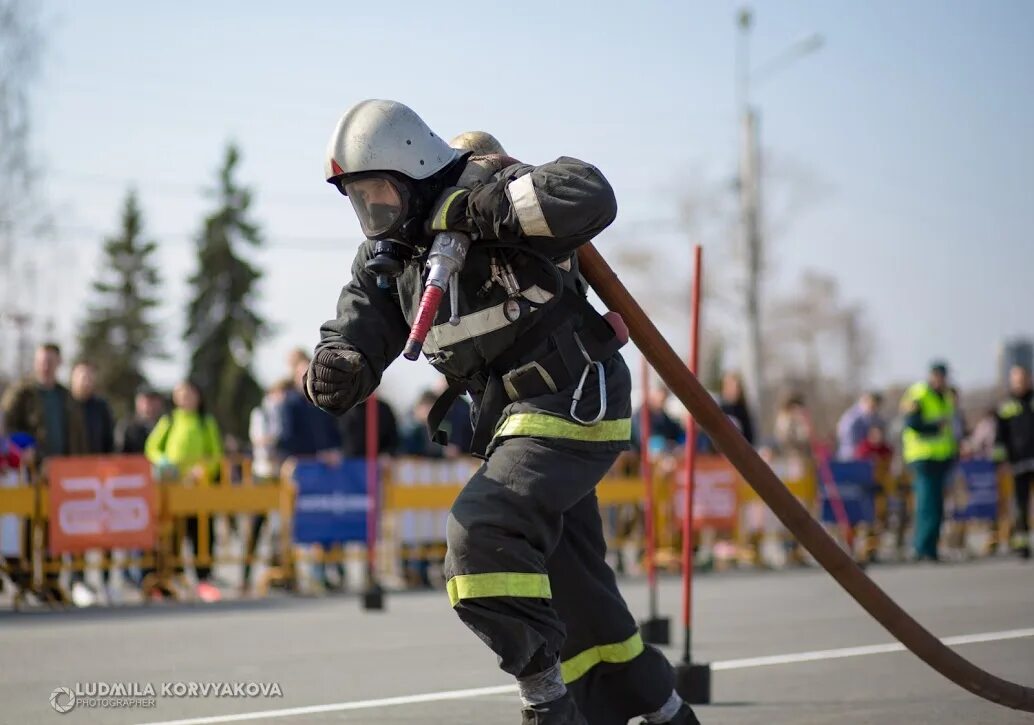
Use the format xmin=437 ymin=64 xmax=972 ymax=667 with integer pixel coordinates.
xmin=25 ymin=0 xmax=1034 ymax=409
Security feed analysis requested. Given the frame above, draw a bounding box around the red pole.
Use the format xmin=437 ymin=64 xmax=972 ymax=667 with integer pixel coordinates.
xmin=365 ymin=393 xmax=379 ymax=574
xmin=640 ymin=356 xmax=657 ymax=614
xmin=804 ymin=410 xmax=855 ymax=553
xmin=681 ymin=244 xmax=702 ymax=664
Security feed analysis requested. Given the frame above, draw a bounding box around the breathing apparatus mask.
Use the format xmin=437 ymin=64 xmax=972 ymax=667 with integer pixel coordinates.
xmin=333 ymin=157 xmax=466 ymax=287
xmin=325 ymin=100 xmax=471 ymax=288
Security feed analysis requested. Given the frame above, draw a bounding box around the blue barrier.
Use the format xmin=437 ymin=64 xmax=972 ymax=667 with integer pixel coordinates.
xmin=292 ymin=459 xmax=370 ymax=545
xmin=820 ymin=461 xmax=876 ymax=526
xmin=954 ymin=460 xmax=998 ymax=521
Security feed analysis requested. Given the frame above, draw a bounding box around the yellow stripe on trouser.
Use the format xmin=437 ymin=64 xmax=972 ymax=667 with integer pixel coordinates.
xmin=561 ymin=632 xmax=645 ymax=684
xmin=494 ymin=413 xmax=632 ymax=443
xmin=447 ymin=572 xmax=552 ymax=607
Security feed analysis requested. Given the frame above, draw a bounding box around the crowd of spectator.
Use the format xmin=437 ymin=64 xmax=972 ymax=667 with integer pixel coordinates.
xmin=1 ymin=341 xmax=1032 ymax=606
xmin=0 ymin=342 xmax=477 ymax=605
xmin=630 ymin=360 xmax=1034 ymax=565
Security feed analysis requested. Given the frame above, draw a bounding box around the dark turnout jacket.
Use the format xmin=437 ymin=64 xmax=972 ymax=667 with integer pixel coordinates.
xmin=997 ymin=389 xmax=1034 ymax=475
xmin=318 ymin=157 xmax=631 ymax=458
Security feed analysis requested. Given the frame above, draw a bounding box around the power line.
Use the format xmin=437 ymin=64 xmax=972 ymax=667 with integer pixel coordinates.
xmin=51 ymin=172 xmax=334 ymax=207
xmin=57 ymin=224 xmax=355 ymax=252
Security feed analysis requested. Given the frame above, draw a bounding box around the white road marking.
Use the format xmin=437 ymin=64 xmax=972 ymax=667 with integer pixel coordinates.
xmin=711 ymin=627 xmax=1034 ymax=670
xmin=137 ymin=627 xmax=1034 ymax=725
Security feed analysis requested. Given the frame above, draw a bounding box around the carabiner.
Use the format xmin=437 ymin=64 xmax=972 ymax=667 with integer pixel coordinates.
xmin=570 ymin=333 xmax=607 ymax=426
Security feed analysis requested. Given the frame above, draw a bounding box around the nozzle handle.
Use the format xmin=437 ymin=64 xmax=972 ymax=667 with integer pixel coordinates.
xmin=403 ymin=284 xmax=446 ymax=361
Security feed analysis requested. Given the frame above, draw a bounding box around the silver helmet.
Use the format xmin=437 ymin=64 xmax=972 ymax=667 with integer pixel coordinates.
xmin=325 ymin=100 xmax=461 ymax=239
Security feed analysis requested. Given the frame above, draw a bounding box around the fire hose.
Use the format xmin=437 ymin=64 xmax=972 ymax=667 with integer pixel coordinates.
xmin=575 ymin=241 xmax=1034 ymax=712
xmin=400 ymin=224 xmax=1033 ymax=711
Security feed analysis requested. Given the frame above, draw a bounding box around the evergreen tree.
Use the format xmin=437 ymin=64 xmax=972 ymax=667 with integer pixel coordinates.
xmin=77 ymin=189 xmax=164 ymax=418
xmin=184 ymin=143 xmax=267 ymax=441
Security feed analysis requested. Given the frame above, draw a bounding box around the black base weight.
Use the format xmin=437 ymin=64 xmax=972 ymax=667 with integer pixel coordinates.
xmin=674 ymin=661 xmax=711 ymax=704
xmin=362 ymin=583 xmax=385 ymax=611
xmin=639 ymin=616 xmax=671 ymax=645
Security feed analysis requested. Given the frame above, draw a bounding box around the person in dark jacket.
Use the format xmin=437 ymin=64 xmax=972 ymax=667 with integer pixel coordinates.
xmin=280 ymin=359 xmax=345 ymax=590
xmin=631 ymin=382 xmax=684 ymax=453
xmin=0 ymin=343 xmax=88 ymax=602
xmin=69 ymin=361 xmax=117 ymax=599
xmin=304 ymin=102 xmax=696 ymax=725
xmin=719 ymin=371 xmax=755 ymax=445
xmin=400 ymin=390 xmax=439 ymax=458
xmin=0 ymin=343 xmax=88 ymax=462
xmin=115 ymin=388 xmax=165 ymax=454
xmin=337 ymin=396 xmax=399 ymax=457
xmin=71 ymin=362 xmax=115 ymax=454
xmin=996 ymin=365 xmax=1034 ymax=559
xmin=278 ymin=361 xmax=343 ymax=462
xmin=401 ymin=388 xmax=470 ymax=459
xmin=433 ymin=376 xmax=474 ymax=455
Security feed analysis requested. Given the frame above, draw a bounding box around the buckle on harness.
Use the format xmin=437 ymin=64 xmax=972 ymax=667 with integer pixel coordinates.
xmin=570 ymin=333 xmax=607 ymax=425
xmin=502 ymin=361 xmax=558 ymax=402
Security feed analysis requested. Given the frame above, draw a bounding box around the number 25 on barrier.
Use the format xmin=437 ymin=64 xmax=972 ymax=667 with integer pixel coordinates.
xmin=47 ymin=456 xmax=157 ymax=554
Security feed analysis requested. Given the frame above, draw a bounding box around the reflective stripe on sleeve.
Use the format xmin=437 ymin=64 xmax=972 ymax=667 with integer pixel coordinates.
xmin=507 ymin=174 xmax=554 ymax=238
xmin=561 ymin=632 xmax=645 ymax=684
xmin=494 ymin=413 xmax=631 ymax=443
xmin=446 ymin=572 xmax=552 ymax=607
xmin=432 ymin=188 xmax=467 ymax=231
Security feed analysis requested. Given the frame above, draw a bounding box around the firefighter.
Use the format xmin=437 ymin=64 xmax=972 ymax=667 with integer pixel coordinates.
xmin=996 ymin=365 xmax=1034 ymax=559
xmin=306 ymin=100 xmax=699 ymax=724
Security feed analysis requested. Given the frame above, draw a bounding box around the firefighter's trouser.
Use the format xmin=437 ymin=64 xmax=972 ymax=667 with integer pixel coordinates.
xmin=1013 ymin=471 xmax=1033 ymax=552
xmin=445 ymin=435 xmax=674 ymax=724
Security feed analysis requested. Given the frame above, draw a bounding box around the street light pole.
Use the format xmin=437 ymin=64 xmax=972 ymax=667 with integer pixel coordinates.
xmin=735 ymin=9 xmax=822 ymax=434
xmin=737 ymin=8 xmax=766 ymax=432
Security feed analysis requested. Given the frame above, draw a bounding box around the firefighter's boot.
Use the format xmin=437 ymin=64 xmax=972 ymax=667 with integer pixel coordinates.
xmin=521 ymin=693 xmax=587 ymax=725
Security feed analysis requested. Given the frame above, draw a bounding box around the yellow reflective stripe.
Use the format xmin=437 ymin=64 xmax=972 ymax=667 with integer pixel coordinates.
xmin=494 ymin=413 xmax=631 ymax=443
xmin=999 ymin=401 xmax=1023 ymax=419
xmin=447 ymin=572 xmax=551 ymax=607
xmin=561 ymin=632 xmax=645 ymax=684
xmin=432 ymin=189 xmax=466 ymax=231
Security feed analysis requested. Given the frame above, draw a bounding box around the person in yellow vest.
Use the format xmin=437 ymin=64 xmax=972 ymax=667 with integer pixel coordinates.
xmin=900 ymin=361 xmax=958 ymax=561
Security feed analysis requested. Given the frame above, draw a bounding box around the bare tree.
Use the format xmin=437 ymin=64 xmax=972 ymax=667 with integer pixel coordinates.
xmin=0 ymin=0 xmax=47 ymax=377
xmin=764 ymin=269 xmax=875 ymax=435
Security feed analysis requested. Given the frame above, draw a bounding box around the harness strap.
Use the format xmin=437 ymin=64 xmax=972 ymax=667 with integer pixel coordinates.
xmin=429 ymin=381 xmax=467 ymax=447
xmin=426 ymin=286 xmax=623 ymax=454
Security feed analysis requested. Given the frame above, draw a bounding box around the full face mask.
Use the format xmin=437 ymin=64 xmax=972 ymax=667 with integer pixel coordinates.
xmin=335 ymin=161 xmax=465 ymax=288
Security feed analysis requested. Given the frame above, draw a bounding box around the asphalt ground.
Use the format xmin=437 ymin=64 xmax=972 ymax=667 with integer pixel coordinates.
xmin=2 ymin=558 xmax=1033 ymax=725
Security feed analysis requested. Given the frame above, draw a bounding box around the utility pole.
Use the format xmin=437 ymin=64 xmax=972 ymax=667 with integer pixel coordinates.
xmin=735 ymin=8 xmax=823 ymax=433
xmin=737 ymin=8 xmax=766 ymax=430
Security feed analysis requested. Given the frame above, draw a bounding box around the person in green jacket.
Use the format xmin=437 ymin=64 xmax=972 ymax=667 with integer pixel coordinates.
xmin=145 ymin=381 xmax=222 ymax=481
xmin=145 ymin=380 xmax=223 ymax=598
xmin=900 ymin=362 xmax=958 ymax=561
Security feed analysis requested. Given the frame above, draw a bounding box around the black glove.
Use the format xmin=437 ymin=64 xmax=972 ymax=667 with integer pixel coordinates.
xmin=303 ymin=346 xmax=366 ymax=415
xmin=427 ymin=154 xmax=517 ymax=234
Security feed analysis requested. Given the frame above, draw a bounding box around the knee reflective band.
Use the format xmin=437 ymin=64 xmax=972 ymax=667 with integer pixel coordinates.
xmin=494 ymin=413 xmax=631 ymax=443
xmin=447 ymin=572 xmax=552 ymax=607
xmin=560 ymin=632 xmax=645 ymax=684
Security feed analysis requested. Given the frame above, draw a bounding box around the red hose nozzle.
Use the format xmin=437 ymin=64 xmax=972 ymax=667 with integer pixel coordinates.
xmin=403 ymin=284 xmax=445 ymax=360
